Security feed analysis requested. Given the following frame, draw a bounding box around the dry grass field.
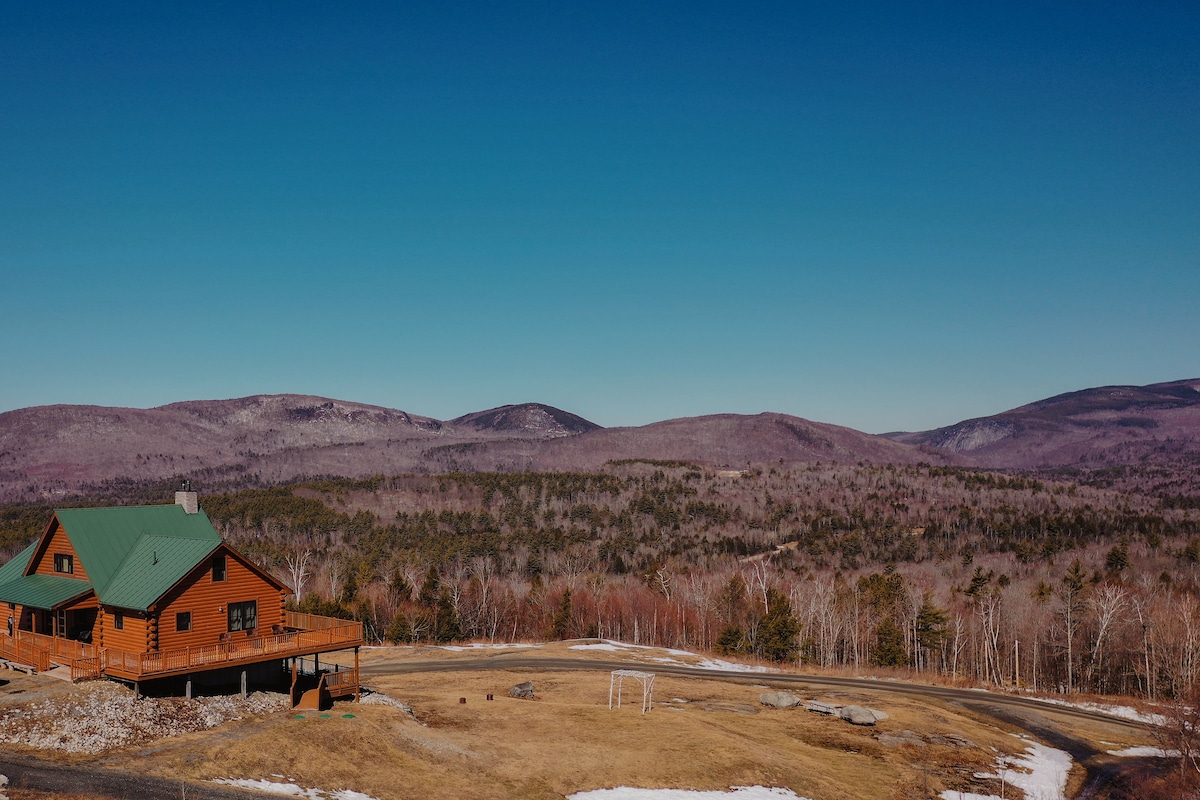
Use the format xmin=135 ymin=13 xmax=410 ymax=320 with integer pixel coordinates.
xmin=0 ymin=642 xmax=1163 ymax=800
xmin=69 ymin=643 xmax=1150 ymax=800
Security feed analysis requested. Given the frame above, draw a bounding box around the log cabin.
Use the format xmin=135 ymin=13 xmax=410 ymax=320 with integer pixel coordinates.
xmin=0 ymin=487 xmax=362 ymax=706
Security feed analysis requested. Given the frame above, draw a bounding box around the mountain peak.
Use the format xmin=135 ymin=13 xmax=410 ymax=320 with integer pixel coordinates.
xmin=450 ymin=403 xmax=601 ymax=439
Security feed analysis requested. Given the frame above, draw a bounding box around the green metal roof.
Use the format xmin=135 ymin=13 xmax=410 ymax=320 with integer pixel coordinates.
xmin=54 ymin=505 xmax=220 ymax=600
xmin=98 ymin=534 xmax=221 ymax=611
xmin=0 ymin=542 xmax=37 ymax=588
xmin=0 ymin=504 xmax=270 ymax=613
xmin=0 ymin=573 xmax=92 ymax=609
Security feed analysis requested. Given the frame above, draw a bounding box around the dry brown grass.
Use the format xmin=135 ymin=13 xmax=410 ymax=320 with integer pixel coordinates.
xmin=3 ymin=643 xmax=1163 ymax=800
xmin=88 ymin=643 xmax=1088 ymax=800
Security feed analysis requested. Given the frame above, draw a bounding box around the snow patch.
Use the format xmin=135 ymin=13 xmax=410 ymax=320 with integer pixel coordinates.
xmin=941 ymin=736 xmax=1071 ymax=800
xmin=1025 ymin=697 xmax=1167 ymax=726
xmin=569 ymin=787 xmax=809 ymax=799
xmin=212 ymin=778 xmax=379 ymax=799
xmin=1107 ymin=746 xmax=1181 ymax=757
xmin=564 ymin=640 xmax=774 ymax=672
xmin=212 ymin=779 xmax=323 ymax=797
xmin=570 ymin=643 xmax=624 ymax=651
xmin=438 ymin=643 xmax=542 ymax=652
xmin=693 ymin=658 xmax=774 ymax=674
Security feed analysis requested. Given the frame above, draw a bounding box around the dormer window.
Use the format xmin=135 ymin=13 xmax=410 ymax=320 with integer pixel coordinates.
xmin=54 ymin=553 xmax=74 ymax=574
xmin=212 ymin=554 xmax=227 ymax=582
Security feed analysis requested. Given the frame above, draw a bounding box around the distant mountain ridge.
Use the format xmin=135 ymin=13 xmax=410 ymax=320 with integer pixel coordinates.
xmin=887 ymin=378 xmax=1200 ymax=469
xmin=1 ymin=379 xmax=1197 ymax=501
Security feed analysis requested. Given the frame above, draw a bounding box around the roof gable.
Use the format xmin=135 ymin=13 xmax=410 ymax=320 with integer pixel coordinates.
xmin=0 ymin=505 xmax=282 ymax=614
xmin=99 ymin=534 xmax=222 ymax=611
xmin=53 ymin=505 xmax=220 ymax=597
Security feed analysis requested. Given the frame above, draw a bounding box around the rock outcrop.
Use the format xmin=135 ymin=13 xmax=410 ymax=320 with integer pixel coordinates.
xmin=509 ymin=681 xmax=535 ymax=699
xmin=759 ymin=692 xmax=803 ymax=709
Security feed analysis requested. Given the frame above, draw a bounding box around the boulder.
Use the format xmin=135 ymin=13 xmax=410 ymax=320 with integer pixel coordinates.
xmin=879 ymin=731 xmax=926 ymax=748
xmin=759 ymin=692 xmax=803 ymax=709
xmin=509 ymin=681 xmax=535 ymax=699
xmin=869 ymin=708 xmax=890 ymax=721
xmin=839 ymin=705 xmax=878 ymax=726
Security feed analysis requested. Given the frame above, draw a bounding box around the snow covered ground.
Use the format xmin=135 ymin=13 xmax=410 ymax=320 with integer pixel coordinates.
xmin=568 ymin=787 xmax=810 ymax=800
xmin=941 ymin=737 xmax=1071 ymax=800
xmin=437 ymin=643 xmax=543 ymax=652
xmin=1024 ymin=696 xmax=1167 ymax=726
xmin=568 ymin=640 xmax=775 ymax=673
xmin=1106 ymin=745 xmax=1181 ymax=757
xmin=212 ymin=778 xmax=378 ymax=799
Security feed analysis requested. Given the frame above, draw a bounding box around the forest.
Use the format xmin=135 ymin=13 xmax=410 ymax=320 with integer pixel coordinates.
xmin=4 ymin=459 xmax=1200 ymax=701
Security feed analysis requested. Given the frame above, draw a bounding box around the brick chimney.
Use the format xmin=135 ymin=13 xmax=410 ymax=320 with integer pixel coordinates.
xmin=175 ymin=479 xmax=199 ymax=514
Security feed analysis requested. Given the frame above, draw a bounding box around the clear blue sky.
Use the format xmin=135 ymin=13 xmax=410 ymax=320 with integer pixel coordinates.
xmin=2 ymin=2 xmax=1197 ymax=433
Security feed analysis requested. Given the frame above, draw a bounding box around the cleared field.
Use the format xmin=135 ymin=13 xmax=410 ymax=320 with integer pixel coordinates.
xmin=82 ymin=642 xmax=1156 ymax=800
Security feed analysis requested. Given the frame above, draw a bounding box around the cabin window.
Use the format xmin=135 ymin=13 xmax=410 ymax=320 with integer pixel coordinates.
xmin=176 ymin=612 xmax=191 ymax=632
xmin=54 ymin=553 xmax=74 ymax=574
xmin=113 ymin=613 xmax=124 ymax=630
xmin=212 ymin=554 xmax=227 ymax=582
xmin=228 ymin=601 xmax=257 ymax=632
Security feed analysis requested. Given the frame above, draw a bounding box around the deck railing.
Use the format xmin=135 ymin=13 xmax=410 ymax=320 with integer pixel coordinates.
xmin=0 ymin=632 xmax=52 ymax=672
xmin=1 ymin=614 xmax=361 ymax=681
xmin=284 ymin=611 xmax=353 ymax=631
xmin=71 ymin=655 xmax=102 ymax=681
xmin=101 ymin=616 xmax=362 ymax=679
xmin=0 ymin=630 xmax=95 ymax=672
xmin=323 ymin=667 xmax=359 ymax=696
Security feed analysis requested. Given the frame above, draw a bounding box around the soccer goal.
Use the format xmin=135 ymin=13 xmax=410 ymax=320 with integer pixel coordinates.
xmin=609 ymin=669 xmax=655 ymax=714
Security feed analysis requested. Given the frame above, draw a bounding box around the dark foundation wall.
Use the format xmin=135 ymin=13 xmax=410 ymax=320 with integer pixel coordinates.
xmin=134 ymin=658 xmax=289 ymax=698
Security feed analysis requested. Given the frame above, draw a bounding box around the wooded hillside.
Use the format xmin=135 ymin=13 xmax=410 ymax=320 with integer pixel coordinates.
xmin=6 ymin=459 xmax=1200 ymax=700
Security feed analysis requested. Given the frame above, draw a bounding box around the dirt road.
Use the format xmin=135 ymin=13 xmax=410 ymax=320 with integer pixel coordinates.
xmin=0 ymin=753 xmax=264 ymax=800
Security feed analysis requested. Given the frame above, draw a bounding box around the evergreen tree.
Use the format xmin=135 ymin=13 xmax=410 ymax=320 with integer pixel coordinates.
xmin=418 ymin=565 xmax=440 ymax=607
xmin=1105 ymin=544 xmax=1130 ymax=574
xmin=715 ymin=624 xmax=745 ymax=656
xmin=757 ymin=588 xmax=800 ymax=663
xmin=873 ymin=618 xmax=907 ymax=667
xmin=915 ymin=593 xmax=948 ymax=652
xmin=434 ymin=589 xmax=462 ymax=643
xmin=1061 ymin=559 xmax=1088 ymax=693
xmin=385 ymin=612 xmax=412 ymax=644
xmin=550 ymin=588 xmax=573 ymax=640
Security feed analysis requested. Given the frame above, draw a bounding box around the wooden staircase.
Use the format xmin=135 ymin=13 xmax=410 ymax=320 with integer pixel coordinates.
xmin=290 ymin=659 xmax=359 ymax=711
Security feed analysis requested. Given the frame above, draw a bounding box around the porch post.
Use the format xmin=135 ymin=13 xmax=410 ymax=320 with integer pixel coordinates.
xmin=186 ymin=676 xmax=192 ymax=700
xmin=355 ymin=646 xmax=360 ymax=702
xmin=240 ymin=669 xmax=247 ymax=699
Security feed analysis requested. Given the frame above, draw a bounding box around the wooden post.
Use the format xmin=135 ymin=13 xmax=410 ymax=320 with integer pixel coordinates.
xmin=354 ymin=646 xmax=360 ymax=702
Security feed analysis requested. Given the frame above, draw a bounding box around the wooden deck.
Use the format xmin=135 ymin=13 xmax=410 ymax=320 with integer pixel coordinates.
xmin=3 ymin=612 xmax=362 ymax=683
xmin=0 ymin=629 xmax=93 ymax=673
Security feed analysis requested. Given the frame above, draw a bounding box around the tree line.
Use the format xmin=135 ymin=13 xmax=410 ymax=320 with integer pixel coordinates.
xmin=2 ymin=461 xmax=1200 ymax=698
